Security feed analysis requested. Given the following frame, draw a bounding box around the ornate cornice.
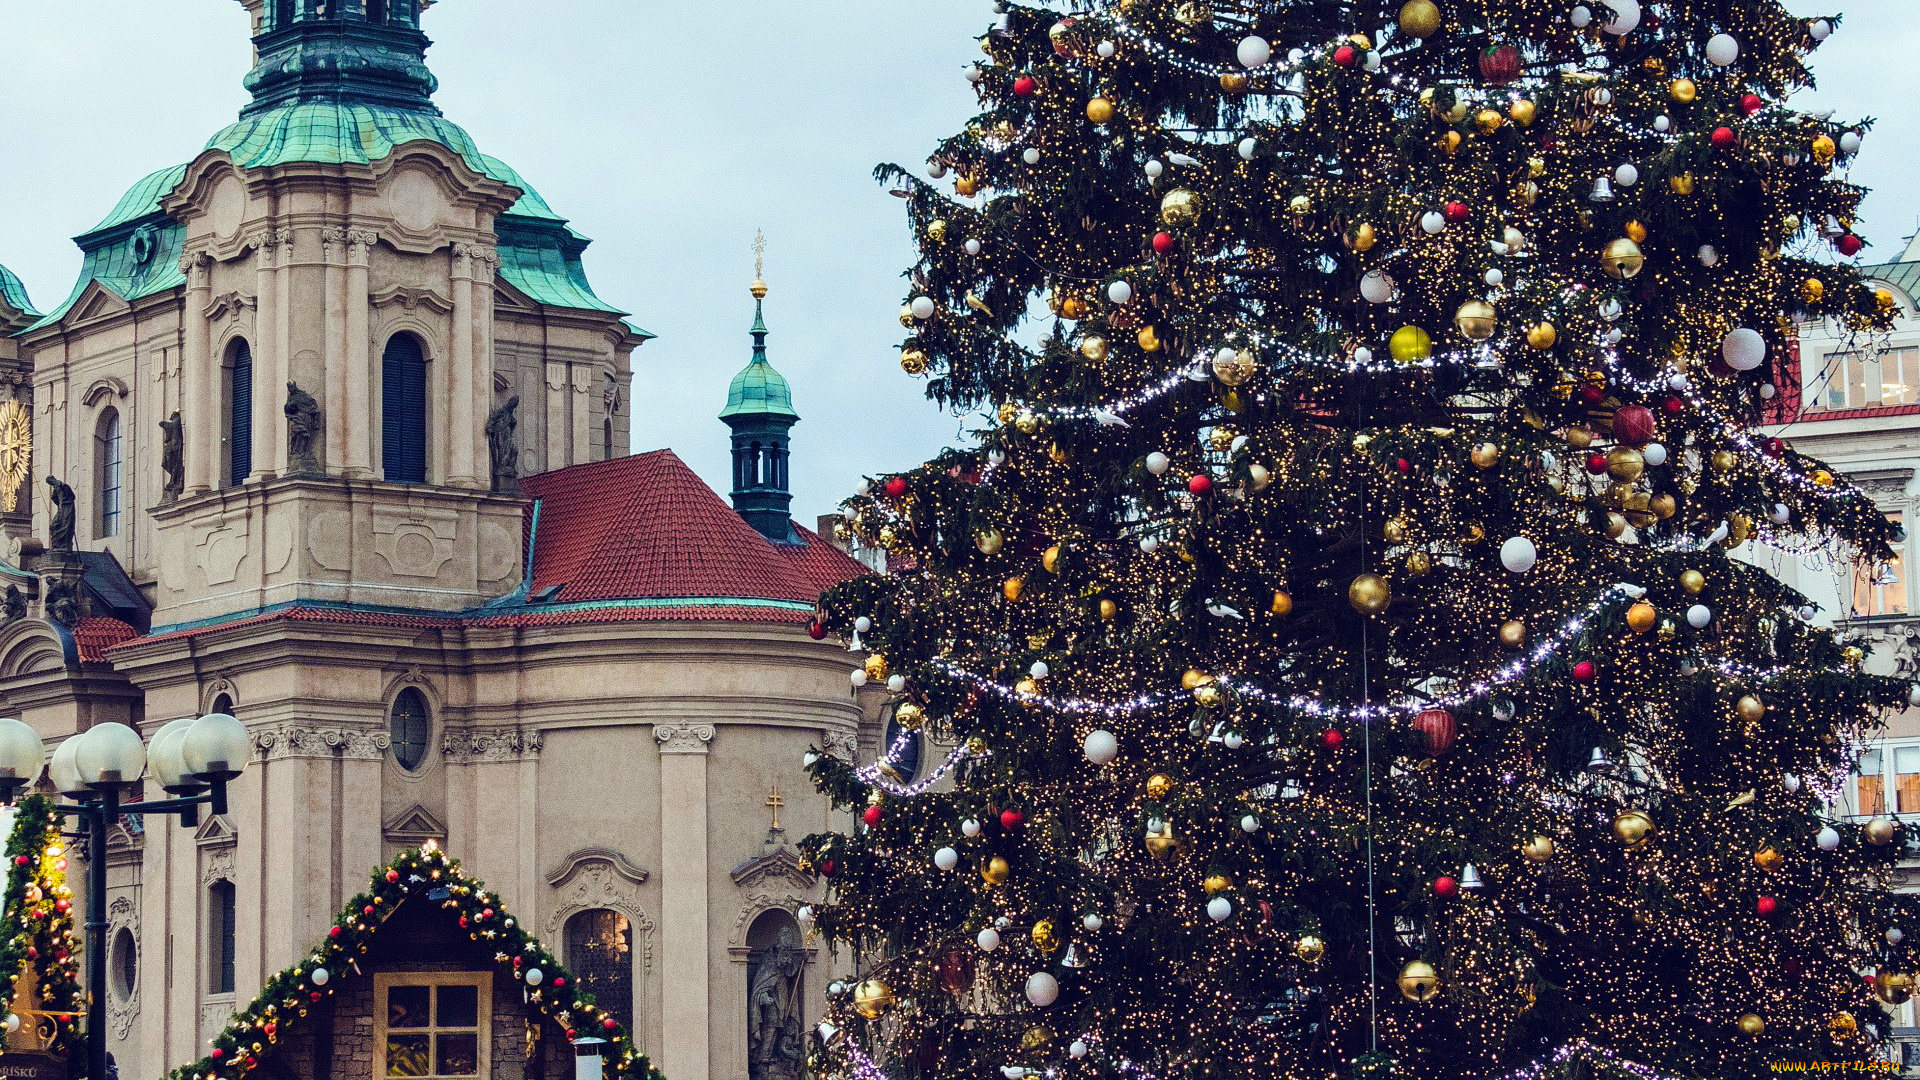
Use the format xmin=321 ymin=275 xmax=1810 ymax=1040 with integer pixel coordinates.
xmin=441 ymin=727 xmax=543 ymax=762
xmin=654 ymin=722 xmax=715 ymax=755
xmin=546 ymin=846 xmax=649 ymax=888
xmin=253 ymin=725 xmax=389 ymax=760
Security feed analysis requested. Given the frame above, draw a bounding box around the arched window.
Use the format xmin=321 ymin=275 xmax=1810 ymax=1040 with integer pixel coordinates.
xmin=110 ymin=926 xmax=138 ymax=1002
xmin=271 ymin=0 xmax=295 ymax=28
xmin=211 ymin=693 xmax=235 ymax=717
xmin=95 ymin=408 xmax=122 ymax=538
xmin=745 ymin=910 xmax=805 ymax=1080
xmin=564 ymin=910 xmax=633 ymax=1032
xmin=603 ymin=417 xmax=614 ymax=462
xmin=382 ymin=335 xmax=428 ymax=484
xmin=208 ymin=880 xmax=237 ymax=995
xmin=227 ymin=340 xmax=254 ymax=487
xmin=389 ymin=688 xmax=430 ymax=772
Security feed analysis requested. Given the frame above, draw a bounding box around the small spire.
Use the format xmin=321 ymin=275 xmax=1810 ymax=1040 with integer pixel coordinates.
xmin=750 ymin=229 xmax=769 ymax=301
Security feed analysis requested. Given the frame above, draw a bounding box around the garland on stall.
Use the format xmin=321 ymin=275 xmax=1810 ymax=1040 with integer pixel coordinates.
xmin=0 ymin=794 xmax=83 ymax=1058
xmin=164 ymin=843 xmax=665 ymax=1080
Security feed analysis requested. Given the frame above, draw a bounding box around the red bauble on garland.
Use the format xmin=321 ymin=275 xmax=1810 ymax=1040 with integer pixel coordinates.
xmin=885 ymin=476 xmax=909 ymax=498
xmin=1586 ymin=453 xmax=1609 ymax=475
xmin=1434 ymin=875 xmax=1458 ymax=898
xmin=1334 ymin=44 xmax=1358 ymax=67
xmin=1613 ymin=405 xmax=1656 ymax=446
xmin=1395 ymin=457 xmax=1412 ymax=475
xmin=1741 ymin=93 xmax=1765 ymax=116
xmin=808 ymin=621 xmax=829 ymax=640
xmin=1572 ymin=660 xmax=1596 ymax=683
xmin=1013 ymin=76 xmax=1039 ymax=98
xmin=1321 ymin=728 xmax=1344 ymax=750
xmin=1662 ymin=395 xmax=1687 ymax=416
xmin=1000 ymin=808 xmax=1026 ymax=831
xmin=1152 ymin=231 xmax=1176 ymax=254
xmin=386 ymin=869 xmax=400 ymax=883
xmin=1188 ymin=474 xmax=1213 ymax=496
xmin=1711 ymin=126 xmax=1737 ymax=148
xmin=1837 ymin=234 xmax=1865 ymax=257
xmin=1444 ymin=200 xmax=1471 ymax=224
xmin=1757 ymin=895 xmax=1779 ymax=916
xmin=1578 ymin=384 xmax=1606 ymax=406
xmin=1411 ymin=708 xmax=1457 ymax=757
xmin=862 ymin=804 xmax=883 ymax=827
xmin=1478 ymin=44 xmax=1521 ymax=84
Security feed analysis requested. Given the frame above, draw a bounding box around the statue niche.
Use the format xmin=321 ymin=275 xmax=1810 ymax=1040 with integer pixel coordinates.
xmin=745 ymin=911 xmax=805 ymax=1080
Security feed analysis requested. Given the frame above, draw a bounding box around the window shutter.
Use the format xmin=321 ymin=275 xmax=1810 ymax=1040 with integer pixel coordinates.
xmin=229 ymin=342 xmax=253 ymax=486
xmin=382 ymin=335 xmax=428 ymax=483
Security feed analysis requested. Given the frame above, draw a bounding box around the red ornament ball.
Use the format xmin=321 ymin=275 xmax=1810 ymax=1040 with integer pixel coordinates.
xmin=1321 ymin=728 xmax=1344 ymax=750
xmin=1711 ymin=126 xmax=1737 ymax=148
xmin=1000 ymin=808 xmax=1026 ymax=831
xmin=310 ymin=991 xmax=323 ymax=1002
xmin=363 ymin=904 xmax=375 ymax=915
xmin=1188 ymin=474 xmax=1213 ymax=496
xmin=1395 ymin=457 xmax=1411 ymax=475
xmin=386 ymin=869 xmax=400 ymax=883
xmin=1761 ymin=437 xmax=1785 ymax=458
xmin=1662 ymin=395 xmax=1687 ymax=417
xmin=1613 ymin=404 xmax=1656 ymax=447
xmin=1837 ymin=234 xmax=1865 ymax=257
xmin=211 ymin=1050 xmax=225 ymax=1060
xmin=808 ymin=621 xmax=828 ymax=640
xmin=1333 ymin=44 xmax=1358 ymax=67
xmin=1572 ymin=660 xmax=1596 ymax=683
xmin=603 ymin=1018 xmax=618 ymax=1030
xmin=459 ymin=916 xmax=470 ymax=928
xmin=1757 ymin=895 xmax=1779 ymax=916
xmin=553 ymin=977 xmax=565 ymax=987
xmin=1741 ymin=93 xmax=1765 ymax=116
xmin=820 ymin=859 xmax=836 ymax=877
xmin=1434 ymin=876 xmax=1458 ymax=898
xmin=1586 ymin=453 xmax=1610 ymax=475
xmin=329 ymin=926 xmax=343 ymax=938
xmin=566 ymin=1029 xmax=577 ymax=1041
xmin=1013 ymin=76 xmax=1039 ymax=98
xmin=1578 ymin=384 xmax=1606 ymax=406
xmin=862 ymin=804 xmax=883 ymax=827
xmin=884 ymin=476 xmax=909 ymax=499
xmin=1444 ymin=200 xmax=1471 ymax=224
xmin=1152 ymin=231 xmax=1176 ymax=254
xmin=12 ymin=855 xmax=26 ymax=866
xmin=1411 ymin=708 xmax=1457 ymax=757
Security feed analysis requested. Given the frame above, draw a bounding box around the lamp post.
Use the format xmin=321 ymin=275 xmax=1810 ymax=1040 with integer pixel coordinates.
xmin=0 ymin=713 xmax=252 ymax=1080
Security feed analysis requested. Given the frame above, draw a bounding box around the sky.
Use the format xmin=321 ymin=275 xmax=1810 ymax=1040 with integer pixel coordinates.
xmin=0 ymin=1 xmax=1915 ymax=522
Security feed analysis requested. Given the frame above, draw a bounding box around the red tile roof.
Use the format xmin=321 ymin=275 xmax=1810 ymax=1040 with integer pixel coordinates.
xmin=520 ymin=449 xmax=864 ymax=605
xmin=72 ymin=617 xmax=138 ymax=662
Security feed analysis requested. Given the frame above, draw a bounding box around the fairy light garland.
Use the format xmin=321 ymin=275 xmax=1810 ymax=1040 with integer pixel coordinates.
xmin=855 ymin=729 xmax=983 ymax=797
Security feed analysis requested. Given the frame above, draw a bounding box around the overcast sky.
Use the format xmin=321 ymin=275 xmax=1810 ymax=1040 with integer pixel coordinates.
xmin=0 ymin=2 xmax=1914 ymax=522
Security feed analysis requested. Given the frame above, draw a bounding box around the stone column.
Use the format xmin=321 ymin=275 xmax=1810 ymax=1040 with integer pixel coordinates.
xmin=470 ymin=247 xmax=498 ymax=485
xmin=345 ymin=230 xmax=376 ymax=478
xmin=180 ymin=252 xmax=215 ymax=493
xmin=322 ymin=229 xmax=349 ymax=474
xmin=447 ymin=244 xmax=495 ymax=489
xmin=249 ymin=230 xmax=287 ymax=482
xmin=655 ymin=722 xmax=714 ymax=1080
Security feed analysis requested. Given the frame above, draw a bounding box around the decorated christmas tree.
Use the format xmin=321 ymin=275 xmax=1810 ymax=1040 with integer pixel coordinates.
xmin=0 ymin=795 xmax=82 ymax=1059
xmin=802 ymin=2 xmax=1920 ymax=1077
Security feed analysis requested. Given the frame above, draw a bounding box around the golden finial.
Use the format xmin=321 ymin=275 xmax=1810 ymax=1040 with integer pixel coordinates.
xmin=751 ymin=229 xmax=769 ymax=300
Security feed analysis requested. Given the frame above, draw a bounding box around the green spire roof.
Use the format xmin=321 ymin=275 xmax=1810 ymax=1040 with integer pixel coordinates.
xmin=720 ymin=296 xmax=797 ymax=422
xmin=0 ymin=265 xmax=38 ymax=321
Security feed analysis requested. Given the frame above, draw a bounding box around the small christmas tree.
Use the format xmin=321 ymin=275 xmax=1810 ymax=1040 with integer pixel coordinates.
xmin=0 ymin=795 xmax=82 ymax=1059
xmin=803 ymin=2 xmax=1919 ymax=1078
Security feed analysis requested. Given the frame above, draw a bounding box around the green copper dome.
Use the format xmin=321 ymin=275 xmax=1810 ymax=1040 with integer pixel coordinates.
xmin=720 ymin=298 xmax=798 ymax=422
xmin=0 ymin=265 xmax=37 ymax=322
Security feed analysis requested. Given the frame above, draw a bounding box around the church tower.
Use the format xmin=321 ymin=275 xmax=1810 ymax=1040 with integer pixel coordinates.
xmin=720 ymin=265 xmax=800 ymax=544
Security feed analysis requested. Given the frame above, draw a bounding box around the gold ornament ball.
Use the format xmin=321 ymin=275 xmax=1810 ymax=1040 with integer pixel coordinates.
xmin=1813 ymin=468 xmax=1834 ymax=486
xmin=1193 ymin=683 xmax=1223 ymax=707
xmin=1474 ymin=108 xmax=1503 ymax=135
xmin=1606 ymin=447 xmax=1646 ymax=483
xmin=1203 ymin=873 xmax=1234 ymax=895
xmin=1735 ymin=695 xmax=1766 ymax=722
xmin=898 ymin=304 xmax=916 ymax=328
xmin=1454 ymin=300 xmax=1498 ymax=341
xmin=1509 ymin=98 xmax=1537 ymax=125
xmin=1680 ymin=570 xmax=1706 ymax=595
xmin=1829 ymin=1012 xmax=1858 ymax=1043
xmin=1080 ymin=336 xmax=1111 ymax=363
xmin=1346 ymin=222 xmax=1378 ymax=252
xmin=1160 ymin=189 xmax=1200 ymax=227
xmin=1015 ymin=676 xmax=1039 ymax=697
xmin=1099 ymin=599 xmax=1119 ymax=621
xmin=1600 ymin=238 xmax=1645 ymax=280
xmin=967 ymin=735 xmax=988 ymax=756
xmin=981 ymin=856 xmax=1011 ymax=885
xmin=1390 ymin=325 xmax=1433 ymax=363
xmin=1144 ymin=821 xmax=1178 ymax=861
xmin=1031 ymin=919 xmax=1061 ymax=952
xmin=1288 ymin=194 xmax=1313 ymax=215
xmin=1219 ymin=72 xmax=1250 ymax=94
xmin=1406 ymin=550 xmax=1432 ymax=577
xmin=1398 ymin=0 xmax=1442 ymax=37
xmin=895 ymin=702 xmax=926 ymax=730
xmin=1527 ymin=323 xmax=1558 ymax=350
xmin=1669 ymin=77 xmax=1698 ymax=104
xmin=853 ymin=979 xmax=895 ymax=1019
xmin=954 ymin=173 xmax=983 ymax=197
xmin=1295 ymin=935 xmax=1326 ymax=963
xmin=1670 ymin=172 xmax=1695 ymax=195
xmin=1213 ymin=349 xmax=1258 ymax=386
xmin=1383 ymin=518 xmax=1409 ymax=544
xmin=1812 ymin=134 xmax=1837 ymax=163
xmin=1438 ymin=130 xmax=1463 ymax=157
xmin=1866 ymin=816 xmax=1898 ymax=846
xmin=1271 ymin=590 xmax=1294 ymax=616
xmin=1801 ymin=277 xmax=1826 ymax=303
xmin=1248 ymin=463 xmax=1272 ymax=491
xmin=1004 ymin=576 xmax=1026 ymax=602
xmin=1145 ymin=773 xmax=1175 ymax=800
xmin=1649 ymin=493 xmax=1678 ymax=520
xmin=1711 ymin=449 xmax=1738 ymax=473
xmin=1737 ymin=1013 xmax=1765 ymax=1036
xmin=1753 ymin=845 xmax=1783 ymax=872
xmin=1565 ymin=424 xmax=1595 ymax=448
xmin=1181 ymin=668 xmax=1209 ymax=690
xmin=1605 ymin=512 xmax=1628 ymax=539
xmin=1042 ymin=544 xmax=1064 ymax=573
xmin=864 ymin=654 xmax=890 ymax=681
xmin=975 ymin=528 xmax=1005 ymax=555
xmin=1613 ymin=809 xmax=1654 ymax=848
xmin=900 ymin=347 xmax=930 ymax=375
xmin=1624 ymin=219 xmax=1649 ymax=244
xmin=1086 ymin=97 xmax=1115 ymax=123
xmin=1876 ymin=970 xmax=1917 ymax=1006
xmin=1397 ymin=960 xmax=1441 ymax=1002
xmin=1521 ymin=835 xmax=1555 ymax=863
xmin=1058 ymin=295 xmax=1089 ymax=320
xmin=925 ymin=218 xmax=948 ymax=242
xmin=1499 ymin=619 xmax=1527 ymax=648
xmin=1349 ymin=573 xmax=1392 ymax=615
xmin=1626 ymin=600 xmax=1657 ymax=634
xmin=1137 ymin=325 xmax=1163 ymax=353
xmin=1471 ymin=442 xmax=1502 ymax=468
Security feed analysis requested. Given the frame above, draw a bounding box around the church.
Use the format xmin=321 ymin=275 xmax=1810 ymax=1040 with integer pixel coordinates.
xmin=0 ymin=5 xmax=886 ymax=1080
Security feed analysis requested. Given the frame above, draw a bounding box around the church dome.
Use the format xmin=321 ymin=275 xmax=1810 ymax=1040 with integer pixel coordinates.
xmin=0 ymin=264 xmax=37 ymax=324
xmin=720 ymin=291 xmax=797 ymax=423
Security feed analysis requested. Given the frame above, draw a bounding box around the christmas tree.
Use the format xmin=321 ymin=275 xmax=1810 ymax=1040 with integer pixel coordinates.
xmin=802 ymin=2 xmax=1920 ymax=1078
xmin=0 ymin=796 xmax=82 ymax=1059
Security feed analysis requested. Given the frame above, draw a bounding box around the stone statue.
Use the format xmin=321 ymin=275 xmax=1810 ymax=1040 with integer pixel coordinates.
xmin=44 ymin=578 xmax=79 ymax=629
xmin=2 ymin=585 xmax=25 ymax=624
xmin=746 ymin=926 xmax=805 ymax=1080
xmin=44 ymin=477 xmax=74 ymax=552
xmin=285 ymin=382 xmax=323 ymax=475
xmin=160 ymin=411 xmax=185 ymax=502
xmin=487 ymin=396 xmax=520 ymax=493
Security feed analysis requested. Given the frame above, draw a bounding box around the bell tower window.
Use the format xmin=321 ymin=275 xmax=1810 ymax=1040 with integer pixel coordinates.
xmin=95 ymin=407 xmax=122 ymax=538
xmin=226 ymin=339 xmax=254 ymax=487
xmin=382 ymin=334 xmax=429 ymax=484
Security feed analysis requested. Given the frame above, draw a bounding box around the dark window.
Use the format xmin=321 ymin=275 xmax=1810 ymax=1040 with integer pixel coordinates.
xmin=228 ymin=340 xmax=253 ymax=487
xmin=208 ymin=880 xmax=236 ymax=995
xmin=96 ymin=408 xmax=122 ymax=538
xmin=272 ymin=0 xmax=295 ymax=28
xmin=111 ymin=926 xmax=137 ymax=1001
xmin=211 ymin=693 xmax=235 ymax=717
xmin=382 ymin=335 xmax=428 ymax=484
xmin=603 ymin=417 xmax=614 ymax=462
xmin=390 ymin=688 xmax=430 ymax=772
xmin=564 ymin=910 xmax=633 ymax=1032
xmin=883 ymin=708 xmax=923 ymax=784
xmin=366 ymin=0 xmax=387 ymax=21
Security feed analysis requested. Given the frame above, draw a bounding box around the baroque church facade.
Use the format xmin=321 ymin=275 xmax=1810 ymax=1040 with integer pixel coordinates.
xmin=0 ymin=5 xmax=878 ymax=1080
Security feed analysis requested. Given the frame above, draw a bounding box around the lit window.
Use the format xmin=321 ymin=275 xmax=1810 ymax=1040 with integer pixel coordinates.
xmin=565 ymin=910 xmax=633 ymax=1032
xmin=1898 ymin=746 xmax=1920 ymax=815
xmin=374 ymin=972 xmax=491 ymax=1080
xmin=1853 ymin=513 xmax=1906 ymax=617
xmin=1817 ymin=348 xmax=1920 ymax=411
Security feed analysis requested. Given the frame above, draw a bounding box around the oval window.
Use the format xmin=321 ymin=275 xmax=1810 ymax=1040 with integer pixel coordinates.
xmin=389 ymin=688 xmax=431 ymax=772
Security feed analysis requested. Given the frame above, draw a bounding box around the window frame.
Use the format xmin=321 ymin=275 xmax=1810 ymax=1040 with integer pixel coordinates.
xmin=381 ymin=333 xmax=430 ymax=485
xmin=227 ymin=339 xmax=254 ymax=487
xmin=207 ymin=879 xmax=237 ymax=996
xmin=373 ymin=971 xmax=493 ymax=1080
xmin=1854 ymin=511 xmax=1910 ymax=618
xmin=95 ymin=406 xmax=123 ymax=539
xmin=563 ymin=909 xmax=634 ymax=1034
xmin=388 ymin=687 xmax=432 ymax=774
xmin=1845 ymin=738 xmax=1920 ymax=819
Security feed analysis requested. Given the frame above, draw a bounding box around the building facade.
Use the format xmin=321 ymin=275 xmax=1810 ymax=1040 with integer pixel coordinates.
xmin=0 ymin=6 xmax=883 ymax=1080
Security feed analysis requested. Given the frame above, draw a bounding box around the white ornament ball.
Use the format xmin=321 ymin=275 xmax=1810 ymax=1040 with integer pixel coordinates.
xmin=1238 ymin=137 xmax=1258 ymax=161
xmin=887 ymin=674 xmax=907 ymax=693
xmin=1222 ymin=732 xmax=1245 ymax=750
xmin=850 ymin=669 xmax=868 ymax=688
xmin=1892 ymin=928 xmax=1908 ymax=945
xmin=965 ymin=64 xmax=985 ymax=84
xmin=1598 ymin=298 xmax=1624 ymax=322
xmin=1840 ymin=131 xmax=1863 ymax=155
xmin=312 ymin=967 xmax=330 ymax=986
xmin=1145 ymin=452 xmax=1171 ymax=476
xmin=1500 ymin=536 xmax=1539 ymax=573
xmin=961 ymin=818 xmax=983 ymax=837
xmin=1139 ymin=536 xmax=1160 ymax=554
xmin=1614 ymin=163 xmax=1640 ymax=187
xmin=1570 ymin=5 xmax=1592 ymax=29
xmin=964 ymin=238 xmax=983 ymax=256
xmin=1698 ymin=244 xmax=1720 ymax=268
xmin=1799 ymin=605 xmax=1818 ymax=622
xmin=1643 ymin=443 xmax=1668 ymax=467
xmin=1023 ymin=147 xmax=1042 ymax=165
xmin=1207 ymin=896 xmax=1233 ymax=922
xmin=1485 ymin=268 xmax=1505 ymax=287
xmin=987 ymin=449 xmax=1006 ymax=466
xmin=1096 ymin=40 xmax=1116 ymax=58
xmin=1365 ymin=50 xmax=1382 ymax=71
xmin=1083 ymin=729 xmax=1119 ymax=765
xmin=1107 ymin=280 xmax=1134 ymax=305
xmin=525 ymin=967 xmax=544 ymax=986
xmin=1082 ymin=913 xmax=1103 ymax=932
xmin=1759 ymin=383 xmax=1777 ymax=400
xmin=977 ymin=928 xmax=1001 ymax=952
xmin=1360 ymin=270 xmax=1397 ymax=304
xmin=1354 ymin=347 xmax=1374 ymax=364
xmin=1237 ymin=35 xmax=1272 ymax=69
xmin=1600 ymin=0 xmax=1641 ymax=34
xmin=1668 ymin=372 xmax=1691 ymax=392
xmin=1783 ymin=773 xmax=1803 ymax=794
xmin=1144 ymin=159 xmax=1165 ymax=181
xmin=1030 ymin=661 xmax=1049 ymax=679
xmin=1706 ymin=33 xmax=1740 ymax=66
xmin=1025 ymin=971 xmax=1060 ymax=1007
xmin=1817 ymin=826 xmax=1842 ymax=851
xmin=1722 ymin=327 xmax=1767 ymax=371
xmin=1420 ymin=211 xmax=1447 ymax=235
xmin=855 ymin=616 xmax=873 ymax=633
xmin=1240 ymin=814 xmax=1261 ymax=833
xmin=1910 ymin=682 xmax=1920 ymax=707
xmin=927 ymin=161 xmax=949 ymax=180
xmin=797 ymin=906 xmax=816 ymax=926
xmin=3 ymin=1014 xmax=15 ymax=1035
xmin=1686 ymin=604 xmax=1712 ymax=628
xmin=910 ymin=296 xmax=937 ymax=321
xmin=934 ymin=847 xmax=959 ymax=872
xmin=1069 ymin=1041 xmax=1089 ymax=1060
xmin=1810 ymin=18 xmax=1833 ymax=42
xmin=1653 ymin=115 xmax=1671 ymax=133
xmin=1771 ymin=503 xmax=1791 ymax=524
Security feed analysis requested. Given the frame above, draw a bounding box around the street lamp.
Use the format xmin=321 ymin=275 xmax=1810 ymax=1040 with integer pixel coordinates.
xmin=1 ymin=713 xmax=252 ymax=1080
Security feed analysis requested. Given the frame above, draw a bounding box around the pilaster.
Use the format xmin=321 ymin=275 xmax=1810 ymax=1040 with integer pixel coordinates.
xmin=655 ymin=721 xmax=714 ymax=1080
xmin=182 ymin=253 xmax=215 ymax=494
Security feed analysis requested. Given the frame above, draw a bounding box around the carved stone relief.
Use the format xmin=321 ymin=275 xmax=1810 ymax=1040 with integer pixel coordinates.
xmin=654 ymin=723 xmax=716 ymax=755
